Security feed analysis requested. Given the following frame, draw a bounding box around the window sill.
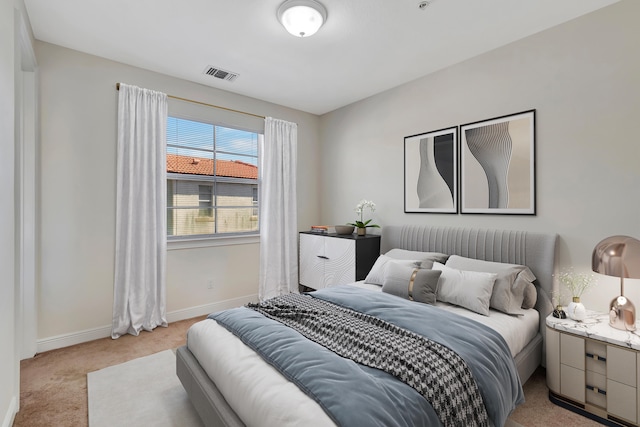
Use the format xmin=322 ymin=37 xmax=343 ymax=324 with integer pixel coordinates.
xmin=167 ymin=233 xmax=260 ymax=250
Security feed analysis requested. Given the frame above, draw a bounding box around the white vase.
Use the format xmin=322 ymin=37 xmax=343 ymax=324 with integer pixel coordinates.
xmin=567 ymin=297 xmax=586 ymax=321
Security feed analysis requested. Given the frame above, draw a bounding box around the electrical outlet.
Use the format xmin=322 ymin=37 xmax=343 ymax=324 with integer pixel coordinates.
xmin=207 ymin=280 xmax=214 ymax=290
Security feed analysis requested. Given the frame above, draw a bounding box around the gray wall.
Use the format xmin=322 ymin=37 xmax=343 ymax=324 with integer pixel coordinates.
xmin=35 ymin=42 xmax=321 ymax=345
xmin=319 ymin=0 xmax=640 ymax=312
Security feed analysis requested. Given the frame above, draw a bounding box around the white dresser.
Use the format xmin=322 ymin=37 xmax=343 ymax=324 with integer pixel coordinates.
xmin=299 ymin=232 xmax=380 ymax=290
xmin=546 ymin=311 xmax=640 ymax=426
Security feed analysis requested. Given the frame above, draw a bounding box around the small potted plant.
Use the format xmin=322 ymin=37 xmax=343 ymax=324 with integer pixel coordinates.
xmin=348 ymin=199 xmax=380 ymax=236
xmin=558 ymin=267 xmax=595 ymax=321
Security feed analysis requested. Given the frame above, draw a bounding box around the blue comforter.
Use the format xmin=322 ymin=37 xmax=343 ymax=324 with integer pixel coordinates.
xmin=210 ymin=285 xmax=523 ymax=427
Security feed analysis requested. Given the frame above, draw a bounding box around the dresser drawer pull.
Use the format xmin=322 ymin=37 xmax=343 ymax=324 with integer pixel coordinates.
xmin=585 ymin=352 xmax=606 ymax=362
xmin=317 ymin=255 xmax=329 ymax=259
xmin=586 ymin=385 xmax=607 ymax=395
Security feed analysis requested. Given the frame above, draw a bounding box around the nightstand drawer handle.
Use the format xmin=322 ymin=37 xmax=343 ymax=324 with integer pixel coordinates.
xmin=586 ymin=385 xmax=607 ymax=395
xmin=317 ymin=255 xmax=329 ymax=260
xmin=585 ymin=352 xmax=606 ymax=362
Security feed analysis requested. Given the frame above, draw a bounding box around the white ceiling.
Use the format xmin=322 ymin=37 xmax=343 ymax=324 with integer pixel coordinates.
xmin=24 ymin=0 xmax=619 ymax=115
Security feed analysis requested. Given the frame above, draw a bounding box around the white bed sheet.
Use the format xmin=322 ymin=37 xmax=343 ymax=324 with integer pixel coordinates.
xmin=188 ymin=318 xmax=336 ymax=427
xmin=187 ymin=284 xmax=539 ymax=427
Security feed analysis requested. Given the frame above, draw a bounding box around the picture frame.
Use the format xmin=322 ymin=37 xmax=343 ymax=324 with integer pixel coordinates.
xmin=404 ymin=127 xmax=457 ymax=213
xmin=460 ymin=110 xmax=535 ymax=215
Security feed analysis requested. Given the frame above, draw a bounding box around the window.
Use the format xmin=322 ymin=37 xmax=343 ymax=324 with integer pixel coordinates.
xmin=198 ymin=185 xmax=213 ymax=217
xmin=166 ymin=116 xmax=260 ymax=238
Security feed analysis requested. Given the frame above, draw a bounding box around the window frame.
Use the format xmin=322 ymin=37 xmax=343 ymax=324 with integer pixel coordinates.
xmin=166 ymin=114 xmax=261 ymax=243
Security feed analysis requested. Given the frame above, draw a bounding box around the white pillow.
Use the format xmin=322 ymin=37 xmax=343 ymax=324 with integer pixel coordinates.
xmin=445 ymin=255 xmax=536 ymax=315
xmin=432 ymin=262 xmax=497 ymax=316
xmin=364 ymin=255 xmax=420 ymax=286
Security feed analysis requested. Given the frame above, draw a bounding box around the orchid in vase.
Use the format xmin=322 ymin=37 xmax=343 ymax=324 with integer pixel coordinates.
xmin=348 ymin=199 xmax=380 ymax=236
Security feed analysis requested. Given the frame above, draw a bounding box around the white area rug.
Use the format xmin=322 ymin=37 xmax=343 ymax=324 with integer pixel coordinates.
xmin=87 ymin=350 xmax=203 ymax=427
xmin=506 ymin=418 xmax=524 ymax=427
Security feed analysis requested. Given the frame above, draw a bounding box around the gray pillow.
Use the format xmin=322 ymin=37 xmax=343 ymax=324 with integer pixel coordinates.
xmin=521 ymin=282 xmax=537 ymax=309
xmin=445 ymin=255 xmax=536 ymax=315
xmin=432 ymin=262 xmax=496 ymax=316
xmin=364 ymin=255 xmax=421 ymax=285
xmin=381 ymin=262 xmax=442 ymax=304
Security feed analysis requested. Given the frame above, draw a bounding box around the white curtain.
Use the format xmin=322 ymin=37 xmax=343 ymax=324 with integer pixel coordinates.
xmin=259 ymin=117 xmax=298 ymax=300
xmin=112 ymin=83 xmax=168 ymax=338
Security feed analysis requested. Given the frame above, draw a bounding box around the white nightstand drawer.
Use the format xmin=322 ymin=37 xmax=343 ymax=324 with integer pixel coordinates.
xmin=561 ymin=364 xmax=585 ymax=403
xmin=299 ymin=232 xmax=380 ymax=290
xmin=585 ymin=371 xmax=606 ymax=408
xmin=607 ymin=379 xmax=637 ymax=423
xmin=586 ymin=340 xmax=607 ymax=375
xmin=561 ymin=333 xmax=585 ymax=370
xmin=608 ymin=345 xmax=637 ymax=388
xmin=546 ymin=327 xmax=560 ymax=393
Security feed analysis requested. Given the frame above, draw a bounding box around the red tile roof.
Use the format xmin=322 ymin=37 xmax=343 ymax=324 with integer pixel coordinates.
xmin=167 ymin=154 xmax=257 ymax=179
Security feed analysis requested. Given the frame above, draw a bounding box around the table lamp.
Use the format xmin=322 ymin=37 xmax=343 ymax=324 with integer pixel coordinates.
xmin=592 ymin=235 xmax=640 ymax=331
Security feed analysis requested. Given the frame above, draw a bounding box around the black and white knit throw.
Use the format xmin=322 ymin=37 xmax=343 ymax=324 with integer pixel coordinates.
xmin=247 ymin=293 xmax=489 ymax=427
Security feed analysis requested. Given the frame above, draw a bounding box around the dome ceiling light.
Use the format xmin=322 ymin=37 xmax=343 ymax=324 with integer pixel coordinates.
xmin=277 ymin=0 xmax=327 ymax=38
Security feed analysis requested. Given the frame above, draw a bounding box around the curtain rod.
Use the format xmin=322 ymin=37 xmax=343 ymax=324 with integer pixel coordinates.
xmin=115 ymin=83 xmax=265 ymax=119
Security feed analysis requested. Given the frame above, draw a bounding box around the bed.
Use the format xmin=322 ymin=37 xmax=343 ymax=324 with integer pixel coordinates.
xmin=176 ymin=224 xmax=558 ymax=427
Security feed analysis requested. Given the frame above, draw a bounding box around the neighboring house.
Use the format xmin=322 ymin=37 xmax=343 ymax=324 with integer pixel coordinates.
xmin=166 ymin=154 xmax=258 ymax=236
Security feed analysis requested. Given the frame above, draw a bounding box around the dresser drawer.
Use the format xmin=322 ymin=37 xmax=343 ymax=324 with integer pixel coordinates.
xmin=561 ymin=364 xmax=585 ymax=403
xmin=561 ymin=333 xmax=585 ymax=370
xmin=608 ymin=345 xmax=637 ymax=388
xmin=546 ymin=327 xmax=560 ymax=393
xmin=585 ymin=371 xmax=606 ymax=408
xmin=607 ymin=379 xmax=637 ymax=423
xmin=585 ymin=340 xmax=607 ymax=375
xmin=299 ymin=232 xmax=380 ymax=290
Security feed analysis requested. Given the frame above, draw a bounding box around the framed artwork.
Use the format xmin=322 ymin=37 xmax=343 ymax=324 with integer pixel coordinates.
xmin=460 ymin=110 xmax=535 ymax=215
xmin=404 ymin=127 xmax=457 ymax=213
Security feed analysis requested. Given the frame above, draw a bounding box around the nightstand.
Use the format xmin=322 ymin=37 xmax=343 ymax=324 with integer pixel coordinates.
xmin=299 ymin=232 xmax=380 ymax=290
xmin=546 ymin=311 xmax=640 ymax=426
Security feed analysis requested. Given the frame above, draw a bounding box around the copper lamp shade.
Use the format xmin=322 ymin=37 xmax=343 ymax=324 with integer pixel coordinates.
xmin=592 ymin=235 xmax=640 ymax=331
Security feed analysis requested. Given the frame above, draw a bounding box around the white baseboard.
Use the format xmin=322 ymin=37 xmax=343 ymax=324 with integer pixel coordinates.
xmin=35 ymin=294 xmax=258 ymax=354
xmin=1 ymin=396 xmax=17 ymax=427
xmin=165 ymin=294 xmax=258 ymax=323
xmin=36 ymin=324 xmax=113 ymax=354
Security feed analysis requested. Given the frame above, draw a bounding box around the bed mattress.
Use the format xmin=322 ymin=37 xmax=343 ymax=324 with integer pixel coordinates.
xmin=187 ymin=285 xmax=537 ymax=427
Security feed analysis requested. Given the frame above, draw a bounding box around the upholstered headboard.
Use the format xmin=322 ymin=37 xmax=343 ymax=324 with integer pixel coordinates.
xmin=381 ymin=225 xmax=559 ymax=335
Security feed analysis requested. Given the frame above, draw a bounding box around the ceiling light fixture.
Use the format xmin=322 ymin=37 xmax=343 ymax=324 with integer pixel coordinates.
xmin=277 ymin=0 xmax=327 ymax=38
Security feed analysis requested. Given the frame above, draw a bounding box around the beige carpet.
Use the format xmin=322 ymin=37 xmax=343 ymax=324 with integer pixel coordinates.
xmin=88 ymin=350 xmax=203 ymax=427
xmin=509 ymin=368 xmax=601 ymax=427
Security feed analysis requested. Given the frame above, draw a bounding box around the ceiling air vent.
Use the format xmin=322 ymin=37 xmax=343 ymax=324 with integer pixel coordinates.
xmin=203 ymin=66 xmax=239 ymax=82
